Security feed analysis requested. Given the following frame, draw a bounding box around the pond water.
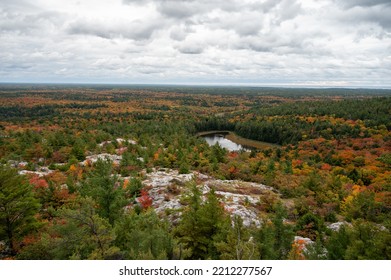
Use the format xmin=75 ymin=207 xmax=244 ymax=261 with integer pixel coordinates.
xmin=203 ymin=133 xmax=249 ymax=152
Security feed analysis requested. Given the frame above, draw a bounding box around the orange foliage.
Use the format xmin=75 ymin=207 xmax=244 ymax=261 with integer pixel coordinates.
xmin=123 ymin=179 xmax=129 ymax=189
xmin=321 ymin=163 xmax=332 ymax=171
xmin=69 ymin=164 xmax=77 ymax=172
xmin=228 ymin=166 xmax=237 ymax=174
xmin=288 ymin=239 xmax=307 ymax=260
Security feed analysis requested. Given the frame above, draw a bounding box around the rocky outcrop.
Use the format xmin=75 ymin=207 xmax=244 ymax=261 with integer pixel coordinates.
xmin=327 ymin=221 xmax=351 ymax=231
xmin=19 ymin=167 xmax=53 ymax=177
xmin=294 ymin=236 xmax=314 ymax=245
xmin=80 ymin=153 xmax=122 ymax=166
xmin=141 ymin=168 xmax=277 ymax=227
xmin=143 ymin=168 xmax=194 ymax=188
xmin=98 ymin=138 xmax=137 ymax=147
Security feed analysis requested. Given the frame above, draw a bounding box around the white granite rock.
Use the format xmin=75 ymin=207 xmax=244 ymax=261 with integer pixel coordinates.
xmin=80 ymin=153 xmax=122 ymax=166
xmin=327 ymin=221 xmax=351 ymax=231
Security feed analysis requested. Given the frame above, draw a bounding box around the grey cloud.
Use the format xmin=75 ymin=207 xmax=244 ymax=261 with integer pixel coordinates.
xmin=234 ymin=20 xmax=263 ymax=36
xmin=169 ymin=24 xmax=194 ymax=41
xmin=203 ymin=11 xmax=264 ymax=37
xmin=0 ymin=9 xmax=64 ymax=35
xmin=123 ymin=0 xmax=253 ymax=19
xmin=367 ymin=12 xmax=391 ymax=29
xmin=337 ymin=4 xmax=391 ymax=30
xmin=337 ymin=0 xmax=391 ymax=8
xmin=177 ymin=44 xmax=204 ymax=54
xmin=235 ymin=29 xmax=331 ymax=56
xmin=122 ymin=0 xmax=151 ymax=4
xmin=67 ymin=19 xmax=161 ymax=40
xmin=275 ymin=0 xmax=302 ymax=23
xmin=157 ymin=2 xmax=198 ymax=19
xmin=122 ymin=0 xmax=143 ymax=3
xmin=156 ymin=0 xmax=226 ymax=19
xmin=0 ymin=0 xmax=38 ymax=12
xmin=2 ymin=63 xmax=33 ymax=70
xmin=1 ymin=0 xmax=390 ymax=87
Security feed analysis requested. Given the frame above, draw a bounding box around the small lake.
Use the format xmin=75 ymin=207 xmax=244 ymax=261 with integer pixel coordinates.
xmin=203 ymin=133 xmax=249 ymax=152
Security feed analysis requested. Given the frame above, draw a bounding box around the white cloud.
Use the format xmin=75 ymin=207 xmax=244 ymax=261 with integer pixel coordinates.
xmin=0 ymin=0 xmax=390 ymax=87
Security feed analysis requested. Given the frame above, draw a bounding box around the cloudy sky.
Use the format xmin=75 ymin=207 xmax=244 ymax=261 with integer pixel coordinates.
xmin=0 ymin=0 xmax=390 ymax=87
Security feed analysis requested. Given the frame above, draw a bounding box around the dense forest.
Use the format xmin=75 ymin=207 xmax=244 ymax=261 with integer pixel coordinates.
xmin=0 ymin=85 xmax=390 ymax=260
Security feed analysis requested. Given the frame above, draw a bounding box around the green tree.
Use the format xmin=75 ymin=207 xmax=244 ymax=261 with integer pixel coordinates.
xmin=115 ymin=210 xmax=176 ymax=259
xmin=256 ymin=204 xmax=294 ymax=259
xmin=125 ymin=177 xmax=143 ymax=200
xmin=344 ymin=220 xmax=391 ymax=260
xmin=71 ymin=138 xmax=85 ymax=161
xmin=198 ymin=188 xmax=228 ymax=259
xmin=304 ymin=237 xmax=328 ymax=260
xmin=58 ymin=197 xmax=120 ymax=259
xmin=0 ymin=166 xmax=40 ymax=255
xmin=80 ymin=159 xmax=126 ymax=225
xmin=19 ymin=197 xmax=120 ymax=260
xmin=326 ymin=225 xmax=351 ymax=260
xmin=295 ymin=212 xmax=324 ymax=240
xmin=175 ymin=183 xmax=205 ymax=259
xmin=175 ymin=183 xmax=227 ymax=259
xmin=256 ymin=219 xmax=276 ymax=259
xmin=215 ymin=215 xmax=257 ymax=260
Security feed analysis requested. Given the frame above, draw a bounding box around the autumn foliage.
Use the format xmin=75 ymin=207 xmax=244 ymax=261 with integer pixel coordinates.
xmin=1 ymin=85 xmax=390 ymax=260
xmin=138 ymin=189 xmax=153 ymax=209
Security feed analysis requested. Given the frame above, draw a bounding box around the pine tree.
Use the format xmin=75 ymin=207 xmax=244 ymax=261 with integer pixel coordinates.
xmin=58 ymin=197 xmax=120 ymax=260
xmin=175 ymin=183 xmax=227 ymax=259
xmin=19 ymin=197 xmax=121 ymax=260
xmin=326 ymin=225 xmax=351 ymax=259
xmin=80 ymin=159 xmax=126 ymax=225
xmin=256 ymin=204 xmax=294 ymax=259
xmin=115 ymin=209 xmax=176 ymax=259
xmin=0 ymin=166 xmax=40 ymax=255
xmin=215 ymin=215 xmax=257 ymax=260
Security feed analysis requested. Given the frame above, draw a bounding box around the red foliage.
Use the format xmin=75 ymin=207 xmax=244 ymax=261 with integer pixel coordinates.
xmin=22 ymin=234 xmax=38 ymax=246
xmin=29 ymin=175 xmax=49 ymax=189
xmin=228 ymin=151 xmax=239 ymax=158
xmin=138 ymin=189 xmax=153 ymax=209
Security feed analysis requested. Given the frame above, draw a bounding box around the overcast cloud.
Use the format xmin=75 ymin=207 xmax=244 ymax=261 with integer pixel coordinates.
xmin=0 ymin=0 xmax=390 ymax=87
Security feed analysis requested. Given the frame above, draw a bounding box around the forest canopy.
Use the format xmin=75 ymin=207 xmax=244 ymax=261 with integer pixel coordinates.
xmin=0 ymin=85 xmax=390 ymax=260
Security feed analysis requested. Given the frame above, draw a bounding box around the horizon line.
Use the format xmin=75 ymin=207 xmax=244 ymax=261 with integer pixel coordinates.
xmin=1 ymin=81 xmax=391 ymax=90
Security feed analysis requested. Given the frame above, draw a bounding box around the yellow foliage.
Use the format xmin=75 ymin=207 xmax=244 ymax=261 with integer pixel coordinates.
xmin=69 ymin=164 xmax=77 ymax=172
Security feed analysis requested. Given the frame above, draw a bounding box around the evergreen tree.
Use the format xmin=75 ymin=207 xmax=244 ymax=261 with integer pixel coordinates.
xmin=271 ymin=204 xmax=295 ymax=259
xmin=175 ymin=183 xmax=205 ymax=259
xmin=115 ymin=209 xmax=176 ymax=259
xmin=175 ymin=183 xmax=227 ymax=259
xmin=326 ymin=225 xmax=351 ymax=260
xmin=198 ymin=188 xmax=227 ymax=259
xmin=295 ymin=212 xmax=325 ymax=241
xmin=19 ymin=197 xmax=120 ymax=260
xmin=71 ymin=138 xmax=85 ymax=161
xmin=304 ymin=237 xmax=328 ymax=260
xmin=57 ymin=197 xmax=120 ymax=259
xmin=256 ymin=219 xmax=277 ymax=259
xmin=344 ymin=220 xmax=391 ymax=260
xmin=215 ymin=215 xmax=257 ymax=260
xmin=80 ymin=159 xmax=126 ymax=225
xmin=256 ymin=204 xmax=294 ymax=259
xmin=125 ymin=177 xmax=143 ymax=200
xmin=0 ymin=166 xmax=40 ymax=255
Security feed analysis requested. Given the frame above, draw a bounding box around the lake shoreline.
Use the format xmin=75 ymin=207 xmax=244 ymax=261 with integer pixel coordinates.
xmin=197 ymin=130 xmax=280 ymax=150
